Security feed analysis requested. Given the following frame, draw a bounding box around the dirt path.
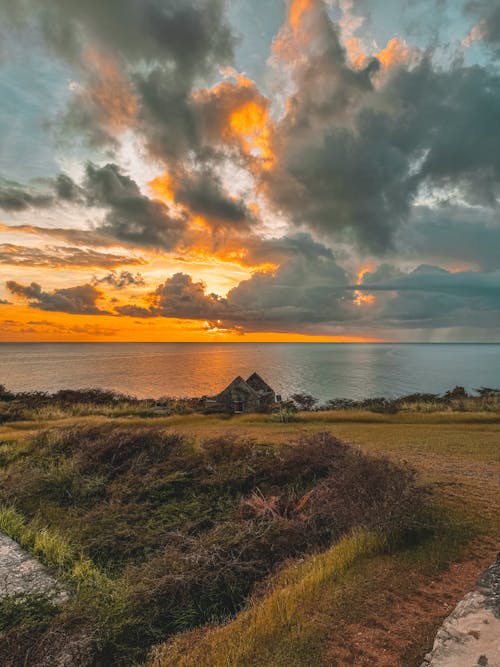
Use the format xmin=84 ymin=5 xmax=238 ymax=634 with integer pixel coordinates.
xmin=325 ymin=541 xmax=499 ymax=666
xmin=0 ymin=532 xmax=67 ymax=602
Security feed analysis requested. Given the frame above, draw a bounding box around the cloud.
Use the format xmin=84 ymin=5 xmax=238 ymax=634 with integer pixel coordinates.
xmin=0 ymin=318 xmax=117 ymax=336
xmin=0 ymin=179 xmax=55 ymax=211
xmin=227 ymin=247 xmax=353 ymax=325
xmin=0 ymin=244 xmax=145 ymax=269
xmin=357 ymin=265 xmax=500 ymax=297
xmin=172 ymin=169 xmax=253 ymax=230
xmin=93 ymin=270 xmax=146 ymax=289
xmin=0 ymin=174 xmax=83 ymax=213
xmin=248 ymin=1 xmax=500 ymax=254
xmin=117 ymin=272 xmax=230 ymax=320
xmin=0 ymin=224 xmax=122 ymax=249
xmin=2 ymin=0 xmax=500 ymax=341
xmin=118 ymin=236 xmax=355 ymax=327
xmin=1 ymin=0 xmax=235 ymax=160
xmin=0 ymin=0 xmax=234 ymax=76
xmin=6 ymin=281 xmax=110 ymax=315
xmin=464 ymin=3 xmax=500 ymax=53
xmin=1 ymin=159 xmax=254 ymax=250
xmin=395 ymin=204 xmax=500 ymax=271
xmin=84 ymin=162 xmax=188 ymax=249
xmin=252 ymin=0 xmax=415 ymax=252
xmin=354 ymin=264 xmax=500 ymax=328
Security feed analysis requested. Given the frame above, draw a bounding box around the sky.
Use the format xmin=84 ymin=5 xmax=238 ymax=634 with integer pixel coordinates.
xmin=1 ymin=0 xmax=500 ymax=342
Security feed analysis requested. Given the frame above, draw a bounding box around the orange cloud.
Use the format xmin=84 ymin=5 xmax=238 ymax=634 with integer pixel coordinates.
xmin=345 ymin=37 xmax=369 ymax=70
xmin=72 ymin=48 xmax=138 ymax=134
xmin=148 ymin=171 xmax=177 ymax=206
xmin=376 ymin=37 xmax=413 ymax=69
xmin=0 ymin=303 xmax=380 ymax=343
xmin=289 ymin=0 xmax=315 ymax=32
xmin=227 ymin=98 xmax=275 ymax=166
xmin=346 ymin=36 xmax=416 ymax=71
xmin=192 ymin=74 xmax=275 ymax=168
xmin=354 ymin=266 xmax=376 ymax=306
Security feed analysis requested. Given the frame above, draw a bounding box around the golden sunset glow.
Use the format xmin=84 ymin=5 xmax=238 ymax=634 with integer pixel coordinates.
xmin=227 ymin=100 xmax=275 ymax=165
xmin=354 ymin=267 xmax=376 ymax=307
xmin=345 ymin=36 xmax=413 ymax=71
xmin=1 ymin=0 xmax=493 ymax=345
xmin=0 ymin=302 xmax=380 ymax=343
xmin=289 ymin=0 xmax=316 ymax=34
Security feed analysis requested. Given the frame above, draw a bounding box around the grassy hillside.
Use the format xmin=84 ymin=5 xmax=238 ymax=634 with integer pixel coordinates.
xmin=0 ymin=405 xmax=499 ymax=666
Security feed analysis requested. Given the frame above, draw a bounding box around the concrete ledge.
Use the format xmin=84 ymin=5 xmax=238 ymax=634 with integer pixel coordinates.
xmin=421 ymin=556 xmax=500 ymax=667
xmin=0 ymin=532 xmax=68 ymax=603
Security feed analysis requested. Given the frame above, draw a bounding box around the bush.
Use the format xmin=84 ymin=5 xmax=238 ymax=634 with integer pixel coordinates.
xmin=443 ymin=385 xmax=468 ymax=401
xmin=0 ymin=427 xmax=434 ymax=666
xmin=290 ymin=393 xmax=318 ymax=411
xmin=0 ymin=594 xmax=58 ymax=632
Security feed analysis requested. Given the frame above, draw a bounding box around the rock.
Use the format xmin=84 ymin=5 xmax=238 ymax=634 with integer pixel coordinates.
xmin=421 ymin=558 xmax=500 ymax=667
xmin=0 ymin=532 xmax=68 ymax=603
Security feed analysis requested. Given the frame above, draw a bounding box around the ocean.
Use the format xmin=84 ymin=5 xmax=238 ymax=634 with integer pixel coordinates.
xmin=1 ymin=343 xmax=499 ymax=402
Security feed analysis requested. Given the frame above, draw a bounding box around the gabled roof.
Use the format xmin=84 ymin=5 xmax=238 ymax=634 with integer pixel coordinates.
xmin=246 ymin=372 xmax=274 ymax=394
xmin=217 ymin=376 xmax=259 ymax=399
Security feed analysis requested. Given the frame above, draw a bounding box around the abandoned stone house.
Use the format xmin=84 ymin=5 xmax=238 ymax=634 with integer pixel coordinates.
xmin=209 ymin=372 xmax=276 ymax=414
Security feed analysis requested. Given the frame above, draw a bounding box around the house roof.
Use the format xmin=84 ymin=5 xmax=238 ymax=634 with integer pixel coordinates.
xmin=217 ymin=376 xmax=259 ymax=399
xmin=246 ymin=372 xmax=274 ymax=394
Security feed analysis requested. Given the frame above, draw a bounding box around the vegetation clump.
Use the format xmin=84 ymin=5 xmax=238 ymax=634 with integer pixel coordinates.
xmin=0 ymin=424 xmax=433 ymax=666
xmin=1 ymin=383 xmax=500 ymax=423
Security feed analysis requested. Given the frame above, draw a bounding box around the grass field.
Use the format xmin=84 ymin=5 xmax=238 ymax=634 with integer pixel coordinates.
xmin=142 ymin=410 xmax=500 ymax=665
xmin=0 ymin=408 xmax=499 ymax=666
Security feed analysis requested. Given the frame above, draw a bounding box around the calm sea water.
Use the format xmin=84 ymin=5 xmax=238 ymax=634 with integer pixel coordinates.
xmin=1 ymin=343 xmax=499 ymax=402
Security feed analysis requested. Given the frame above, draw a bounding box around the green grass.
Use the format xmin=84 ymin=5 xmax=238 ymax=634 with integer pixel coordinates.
xmin=1 ymin=406 xmax=499 ymax=666
xmin=151 ymin=529 xmax=386 ymax=667
xmin=149 ymin=522 xmax=475 ymax=667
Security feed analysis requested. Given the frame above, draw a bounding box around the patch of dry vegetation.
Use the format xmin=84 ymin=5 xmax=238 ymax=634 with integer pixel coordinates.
xmin=0 ymin=424 xmax=434 ymax=666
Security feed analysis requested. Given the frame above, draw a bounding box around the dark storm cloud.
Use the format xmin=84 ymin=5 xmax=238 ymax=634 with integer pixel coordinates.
xmin=404 ymin=64 xmax=500 ymax=207
xmin=84 ymin=163 xmax=187 ymax=249
xmin=0 ymin=174 xmax=82 ymax=213
xmin=227 ymin=251 xmax=354 ymax=324
xmin=6 ymin=281 xmax=110 ymax=315
xmin=0 ymin=179 xmax=55 ymax=211
xmin=117 ymin=272 xmax=230 ymax=320
xmin=354 ymin=265 xmax=500 ymax=328
xmin=0 ymin=223 xmax=129 ymax=249
xmin=173 ymin=169 xmax=253 ymax=229
xmin=258 ymin=0 xmax=412 ymax=253
xmin=356 ymin=265 xmax=500 ymax=298
xmin=465 ymin=2 xmax=500 ymax=53
xmin=0 ymin=0 xmax=234 ymax=71
xmin=395 ymin=205 xmax=500 ymax=271
xmin=242 ymin=233 xmax=338 ymax=267
xmin=1 ymin=0 xmax=235 ymax=163
xmin=93 ymin=271 xmax=146 ymax=289
xmin=118 ymin=237 xmax=355 ymax=326
xmin=0 ymin=244 xmax=145 ymax=269
xmin=253 ymin=1 xmax=500 ymax=255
